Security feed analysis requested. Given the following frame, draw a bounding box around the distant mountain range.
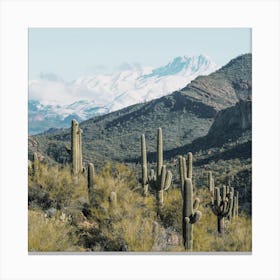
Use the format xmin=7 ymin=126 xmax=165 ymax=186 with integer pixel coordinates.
xmin=28 ymin=54 xmax=252 ymax=167
xmin=28 ymin=54 xmax=218 ymax=134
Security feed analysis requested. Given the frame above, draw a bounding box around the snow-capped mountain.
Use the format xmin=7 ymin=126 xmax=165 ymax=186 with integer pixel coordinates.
xmin=29 ymin=54 xmax=218 ymax=134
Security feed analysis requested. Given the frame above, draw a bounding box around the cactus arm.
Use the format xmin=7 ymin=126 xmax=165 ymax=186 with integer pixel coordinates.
xmin=211 ymin=206 xmax=219 ymax=216
xmin=226 ymin=185 xmax=230 ymax=195
xmin=228 ymin=190 xmax=234 ymax=216
xmin=163 ymin=170 xmax=172 ymax=191
xmin=179 ymin=156 xmax=185 ymax=193
xmin=214 ymin=187 xmax=220 ymax=208
xmin=160 ymin=165 xmax=167 ymax=191
xmin=222 ymin=186 xmax=227 ymax=202
xmin=193 ymin=197 xmax=200 ymax=210
xmin=187 ymin=152 xmax=193 ymax=179
xmin=233 ymin=196 xmax=236 ymax=218
xmin=190 ymin=211 xmax=202 ymax=224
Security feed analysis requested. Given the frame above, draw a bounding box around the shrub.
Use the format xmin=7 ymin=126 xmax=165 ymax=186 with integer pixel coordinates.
xmin=28 ymin=161 xmax=252 ymax=252
xmin=28 ymin=210 xmax=79 ymax=252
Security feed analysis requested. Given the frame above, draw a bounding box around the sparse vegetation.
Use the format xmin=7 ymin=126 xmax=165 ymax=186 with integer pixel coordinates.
xmin=28 ymin=159 xmax=251 ymax=252
xmin=28 ymin=54 xmax=252 ymax=252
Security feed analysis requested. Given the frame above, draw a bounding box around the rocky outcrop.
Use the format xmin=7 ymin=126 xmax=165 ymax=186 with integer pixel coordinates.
xmin=208 ymin=99 xmax=252 ymax=136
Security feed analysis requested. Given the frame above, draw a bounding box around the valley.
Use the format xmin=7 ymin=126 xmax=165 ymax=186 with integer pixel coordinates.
xmin=28 ymin=53 xmax=252 ymax=252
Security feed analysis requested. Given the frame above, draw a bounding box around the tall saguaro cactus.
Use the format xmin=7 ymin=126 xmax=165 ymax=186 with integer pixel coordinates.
xmin=78 ymin=128 xmax=83 ymax=172
xmin=71 ymin=119 xmax=83 ymax=175
xmin=182 ymin=178 xmax=202 ymax=251
xmin=211 ymin=186 xmax=234 ymax=234
xmin=236 ymin=191 xmax=239 ymax=217
xmin=141 ymin=134 xmax=149 ymax=196
xmin=207 ymin=171 xmax=214 ymax=195
xmin=155 ymin=128 xmax=172 ymax=206
xmin=178 ymin=156 xmax=186 ymax=194
xmin=232 ymin=191 xmax=239 ymax=218
xmin=140 ymin=128 xmax=172 ymax=205
xmin=156 ymin=128 xmax=163 ymax=180
xmin=87 ymin=163 xmax=95 ymax=205
xmin=33 ymin=152 xmax=39 ymax=176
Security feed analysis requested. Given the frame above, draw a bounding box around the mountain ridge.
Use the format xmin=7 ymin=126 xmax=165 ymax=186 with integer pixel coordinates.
xmin=28 ymin=53 xmax=252 ymax=168
xmin=29 ymin=54 xmax=218 ymax=134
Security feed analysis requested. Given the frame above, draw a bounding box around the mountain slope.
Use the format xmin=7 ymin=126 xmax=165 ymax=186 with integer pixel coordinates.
xmin=176 ymin=53 xmax=252 ymax=111
xmin=163 ymin=98 xmax=252 ymax=162
xmin=29 ymin=55 xmax=218 ymax=134
xmin=28 ymin=54 xmax=252 ymax=167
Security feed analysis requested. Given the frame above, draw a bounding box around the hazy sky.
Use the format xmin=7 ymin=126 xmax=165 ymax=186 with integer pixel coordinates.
xmin=29 ymin=28 xmax=251 ymax=81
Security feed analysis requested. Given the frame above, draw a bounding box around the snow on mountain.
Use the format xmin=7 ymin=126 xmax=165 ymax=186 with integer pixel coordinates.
xmin=29 ymin=54 xmax=218 ymax=134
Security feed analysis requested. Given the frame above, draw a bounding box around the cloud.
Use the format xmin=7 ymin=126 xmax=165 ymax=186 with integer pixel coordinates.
xmin=39 ymin=72 xmax=64 ymax=82
xmin=29 ymin=79 xmax=76 ymax=106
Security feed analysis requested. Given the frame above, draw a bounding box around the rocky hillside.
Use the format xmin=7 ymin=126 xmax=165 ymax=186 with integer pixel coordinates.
xmin=161 ymin=99 xmax=252 ymax=161
xmin=28 ymin=54 xmax=252 ymax=167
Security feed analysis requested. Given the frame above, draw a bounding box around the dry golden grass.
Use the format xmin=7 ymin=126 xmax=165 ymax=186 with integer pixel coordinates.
xmin=193 ymin=188 xmax=252 ymax=252
xmin=28 ymin=162 xmax=252 ymax=252
xmin=28 ymin=210 xmax=79 ymax=252
xmin=87 ymin=162 xmax=158 ymax=251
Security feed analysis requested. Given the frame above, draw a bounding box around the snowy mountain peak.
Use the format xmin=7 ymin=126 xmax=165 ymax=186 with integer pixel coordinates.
xmin=141 ymin=54 xmax=217 ymax=78
xmin=29 ymin=54 xmax=219 ymax=134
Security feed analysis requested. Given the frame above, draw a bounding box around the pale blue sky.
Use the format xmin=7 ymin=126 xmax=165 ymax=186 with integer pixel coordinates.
xmin=29 ymin=28 xmax=251 ymax=81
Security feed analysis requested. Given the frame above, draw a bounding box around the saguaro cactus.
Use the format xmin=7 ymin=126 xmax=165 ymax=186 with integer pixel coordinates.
xmin=226 ymin=186 xmax=234 ymax=220
xmin=33 ymin=152 xmax=39 ymax=176
xmin=178 ymin=156 xmax=186 ymax=194
xmin=187 ymin=152 xmax=193 ymax=180
xmin=207 ymin=171 xmax=214 ymax=195
xmin=178 ymin=152 xmax=193 ymax=195
xmin=71 ymin=119 xmax=83 ymax=175
xmin=211 ymin=186 xmax=234 ymax=234
xmin=78 ymin=128 xmax=83 ymax=172
xmin=182 ymin=178 xmax=202 ymax=251
xmin=156 ymin=128 xmax=163 ymax=180
xmin=141 ymin=134 xmax=149 ymax=196
xmin=155 ymin=128 xmax=172 ymax=206
xmin=109 ymin=191 xmax=117 ymax=207
xmin=232 ymin=191 xmax=239 ymax=218
xmin=236 ymin=191 xmax=239 ymax=217
xmin=140 ymin=128 xmax=172 ymax=205
xmin=87 ymin=163 xmax=95 ymax=205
